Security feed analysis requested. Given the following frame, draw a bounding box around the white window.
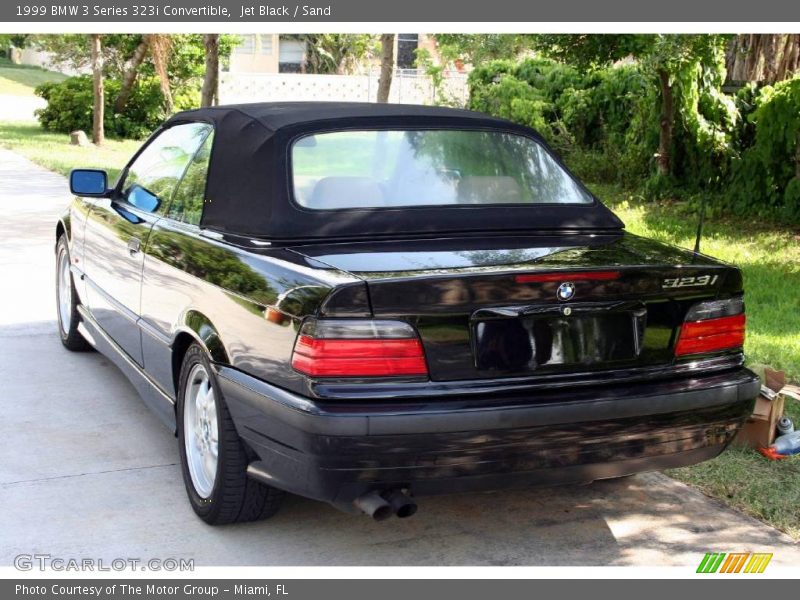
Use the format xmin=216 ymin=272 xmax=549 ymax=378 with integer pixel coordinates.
xmin=258 ymin=35 xmax=273 ymax=55
xmin=279 ymin=39 xmax=305 ymax=64
xmin=235 ymin=34 xmax=255 ymax=55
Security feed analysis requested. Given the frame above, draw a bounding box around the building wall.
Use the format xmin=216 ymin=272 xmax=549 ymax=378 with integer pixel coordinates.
xmin=230 ymin=34 xmax=442 ymax=75
xmin=229 ymin=34 xmax=280 ymax=74
xmin=219 ymin=70 xmax=468 ymax=105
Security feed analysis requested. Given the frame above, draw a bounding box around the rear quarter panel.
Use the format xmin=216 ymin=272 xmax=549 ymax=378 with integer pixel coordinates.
xmin=139 ymin=219 xmax=361 ymax=397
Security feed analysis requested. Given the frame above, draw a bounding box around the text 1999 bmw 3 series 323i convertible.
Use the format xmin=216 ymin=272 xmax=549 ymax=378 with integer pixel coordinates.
xmin=57 ymin=102 xmax=759 ymax=524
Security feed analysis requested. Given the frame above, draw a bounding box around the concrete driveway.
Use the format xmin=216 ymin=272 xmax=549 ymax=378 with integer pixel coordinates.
xmin=0 ymin=95 xmax=46 ymax=121
xmin=0 ymin=147 xmax=798 ymax=567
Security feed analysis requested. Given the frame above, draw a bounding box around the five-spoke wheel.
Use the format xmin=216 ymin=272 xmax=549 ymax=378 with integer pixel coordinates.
xmin=55 ymin=234 xmax=92 ymax=351
xmin=177 ymin=343 xmax=284 ymax=524
xmin=183 ymin=363 xmax=219 ymax=499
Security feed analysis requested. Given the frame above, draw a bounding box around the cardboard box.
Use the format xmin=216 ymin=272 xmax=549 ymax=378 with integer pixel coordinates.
xmin=782 ymin=384 xmax=800 ymax=402
xmin=731 ymin=368 xmax=786 ymax=449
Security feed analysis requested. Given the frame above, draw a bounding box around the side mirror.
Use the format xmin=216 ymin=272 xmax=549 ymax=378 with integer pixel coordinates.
xmin=70 ymin=169 xmax=108 ymax=197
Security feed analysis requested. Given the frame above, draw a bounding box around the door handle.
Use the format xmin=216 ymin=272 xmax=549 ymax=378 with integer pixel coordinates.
xmin=127 ymin=237 xmax=141 ymax=256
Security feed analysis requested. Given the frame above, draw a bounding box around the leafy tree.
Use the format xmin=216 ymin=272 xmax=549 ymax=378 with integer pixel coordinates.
xmin=730 ymin=77 xmax=800 ymax=220
xmin=32 ymin=34 xmax=237 ymax=113
xmin=531 ymin=34 xmax=732 ymax=179
xmin=0 ymin=34 xmax=30 ymax=51
xmin=433 ymin=34 xmax=534 ymax=65
xmin=292 ymin=34 xmax=377 ymax=74
xmin=115 ymin=35 xmax=150 ymax=112
xmin=161 ymin=34 xmax=237 ymax=102
xmin=33 ymin=34 xmax=140 ymax=76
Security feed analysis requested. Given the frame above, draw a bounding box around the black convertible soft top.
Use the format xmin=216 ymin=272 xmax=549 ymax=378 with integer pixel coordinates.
xmin=165 ymin=102 xmax=624 ymax=241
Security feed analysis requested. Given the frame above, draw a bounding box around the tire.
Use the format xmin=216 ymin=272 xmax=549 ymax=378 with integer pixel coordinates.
xmin=177 ymin=343 xmax=284 ymax=525
xmin=55 ymin=234 xmax=92 ymax=352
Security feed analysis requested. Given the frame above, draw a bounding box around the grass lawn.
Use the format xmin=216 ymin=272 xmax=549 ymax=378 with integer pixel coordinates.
xmin=0 ymin=58 xmax=68 ymax=96
xmin=589 ymin=183 xmax=800 ymax=540
xmin=0 ymin=121 xmax=140 ymax=183
xmin=668 ymin=395 xmax=800 ymax=539
xmin=0 ymin=121 xmax=798 ymax=537
xmin=588 ymin=183 xmax=800 ymax=383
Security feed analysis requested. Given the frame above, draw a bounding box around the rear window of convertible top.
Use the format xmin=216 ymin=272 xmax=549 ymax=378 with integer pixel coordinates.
xmin=290 ymin=129 xmax=593 ymax=210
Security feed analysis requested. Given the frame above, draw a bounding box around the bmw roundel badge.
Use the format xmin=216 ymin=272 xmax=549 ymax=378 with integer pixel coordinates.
xmin=557 ymin=282 xmax=575 ymax=301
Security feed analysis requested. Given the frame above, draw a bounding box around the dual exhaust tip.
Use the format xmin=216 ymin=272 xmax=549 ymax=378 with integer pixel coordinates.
xmin=353 ymin=489 xmax=418 ymax=521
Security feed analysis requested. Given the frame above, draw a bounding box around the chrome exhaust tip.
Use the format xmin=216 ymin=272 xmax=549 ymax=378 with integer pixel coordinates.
xmin=353 ymin=490 xmax=393 ymax=521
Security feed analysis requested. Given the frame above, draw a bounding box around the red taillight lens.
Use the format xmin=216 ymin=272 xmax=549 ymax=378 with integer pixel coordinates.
xmin=515 ymin=270 xmax=620 ymax=283
xmin=291 ymin=319 xmax=428 ymax=378
xmin=675 ymin=299 xmax=746 ymax=357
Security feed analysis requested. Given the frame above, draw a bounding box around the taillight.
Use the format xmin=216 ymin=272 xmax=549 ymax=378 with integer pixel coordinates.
xmin=515 ymin=270 xmax=620 ymax=283
xmin=291 ymin=319 xmax=428 ymax=377
xmin=675 ymin=297 xmax=746 ymax=357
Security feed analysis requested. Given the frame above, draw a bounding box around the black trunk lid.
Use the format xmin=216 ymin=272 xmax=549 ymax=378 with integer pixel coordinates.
xmin=290 ymin=232 xmax=741 ymax=381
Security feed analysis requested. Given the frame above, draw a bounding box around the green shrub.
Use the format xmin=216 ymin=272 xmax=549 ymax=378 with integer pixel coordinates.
xmin=669 ymin=47 xmax=739 ymax=194
xmin=35 ymin=78 xmax=95 ymax=134
xmin=564 ymin=148 xmax=619 ymax=183
xmin=469 ymin=72 xmax=555 ymax=141
xmin=35 ymin=75 xmax=193 ymax=140
xmin=467 ymin=55 xmax=800 ymax=223
xmin=468 ymin=58 xmax=652 ymax=185
xmin=729 ymin=77 xmax=800 ymax=222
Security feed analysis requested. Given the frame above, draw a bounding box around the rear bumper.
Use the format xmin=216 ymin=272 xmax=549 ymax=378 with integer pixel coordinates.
xmin=218 ymin=367 xmax=759 ymax=512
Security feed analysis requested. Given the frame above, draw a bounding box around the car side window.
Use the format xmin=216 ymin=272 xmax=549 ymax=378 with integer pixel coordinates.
xmin=167 ymin=131 xmax=214 ymax=226
xmin=121 ymin=122 xmax=212 ymax=214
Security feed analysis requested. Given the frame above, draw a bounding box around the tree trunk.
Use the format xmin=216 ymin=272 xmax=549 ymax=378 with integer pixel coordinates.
xmin=149 ymin=34 xmax=173 ymax=113
xmin=763 ymin=35 xmax=778 ymax=83
xmin=201 ymin=34 xmax=220 ymax=107
xmin=656 ymin=69 xmax=673 ymax=177
xmin=114 ymin=35 xmax=149 ymax=113
xmin=377 ymin=34 xmax=395 ymax=103
xmin=747 ymin=35 xmax=764 ymax=80
xmin=726 ymin=34 xmax=800 ymax=83
xmin=726 ymin=35 xmax=746 ymax=81
xmin=776 ymin=34 xmax=800 ymax=82
xmin=91 ymin=34 xmax=104 ymax=146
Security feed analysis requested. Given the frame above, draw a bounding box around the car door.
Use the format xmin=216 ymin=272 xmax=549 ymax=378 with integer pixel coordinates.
xmin=83 ymin=122 xmax=213 ymax=365
xmin=139 ymin=130 xmax=217 ymax=394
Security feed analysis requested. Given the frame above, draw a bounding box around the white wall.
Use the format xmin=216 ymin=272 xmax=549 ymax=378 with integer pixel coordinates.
xmin=14 ymin=48 xmax=86 ymax=76
xmin=219 ymin=69 xmax=468 ymax=106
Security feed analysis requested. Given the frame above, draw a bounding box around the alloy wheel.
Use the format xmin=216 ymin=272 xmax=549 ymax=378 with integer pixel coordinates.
xmin=183 ymin=363 xmax=219 ymax=498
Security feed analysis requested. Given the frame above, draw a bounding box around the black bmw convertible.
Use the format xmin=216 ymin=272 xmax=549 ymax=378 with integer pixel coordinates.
xmin=57 ymin=102 xmax=758 ymax=524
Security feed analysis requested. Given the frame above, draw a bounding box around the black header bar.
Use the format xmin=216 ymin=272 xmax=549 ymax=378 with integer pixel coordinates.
xmin=2 ymin=0 xmax=800 ymax=23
